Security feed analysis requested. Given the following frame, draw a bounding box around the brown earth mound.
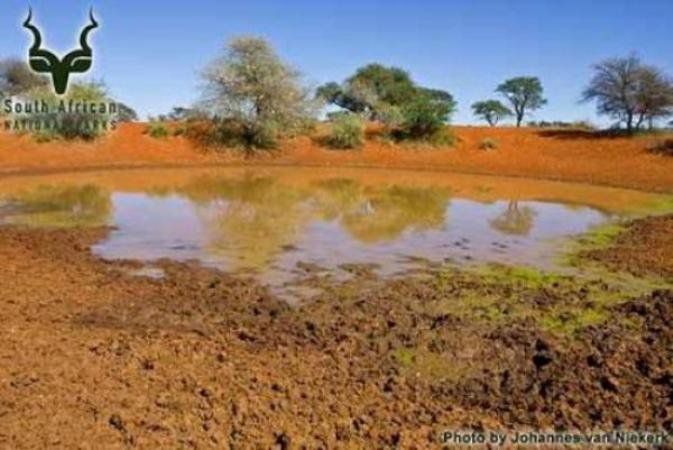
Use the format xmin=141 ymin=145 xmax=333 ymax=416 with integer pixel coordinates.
xmin=1 ymin=224 xmax=671 ymax=448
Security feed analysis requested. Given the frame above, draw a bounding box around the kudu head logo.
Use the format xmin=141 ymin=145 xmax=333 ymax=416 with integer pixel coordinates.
xmin=23 ymin=8 xmax=99 ymax=95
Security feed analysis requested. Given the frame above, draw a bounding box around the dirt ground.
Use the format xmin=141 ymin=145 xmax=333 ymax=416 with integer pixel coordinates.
xmin=0 ymin=214 xmax=672 ymax=448
xmin=1 ymin=124 xmax=672 ymax=193
xmin=1 ymin=124 xmax=672 ymax=447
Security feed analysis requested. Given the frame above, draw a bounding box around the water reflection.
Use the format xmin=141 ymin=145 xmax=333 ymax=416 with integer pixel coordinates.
xmin=0 ymin=168 xmax=636 ymax=296
xmin=336 ymin=185 xmax=450 ymax=243
xmin=4 ymin=184 xmax=111 ymax=227
xmin=188 ymin=175 xmax=312 ymax=269
xmin=489 ymin=201 xmax=537 ymax=236
xmin=133 ymin=175 xmax=455 ymax=270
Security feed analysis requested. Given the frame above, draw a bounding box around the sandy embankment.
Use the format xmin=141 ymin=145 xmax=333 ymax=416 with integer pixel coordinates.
xmin=0 ymin=123 xmax=672 ymax=193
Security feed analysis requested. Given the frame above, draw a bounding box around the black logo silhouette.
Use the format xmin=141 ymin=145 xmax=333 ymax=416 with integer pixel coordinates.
xmin=23 ymin=8 xmax=99 ymax=95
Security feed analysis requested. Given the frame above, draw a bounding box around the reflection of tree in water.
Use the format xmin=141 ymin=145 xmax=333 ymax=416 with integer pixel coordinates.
xmin=312 ymin=178 xmax=364 ymax=221
xmin=8 ymin=184 xmax=111 ymax=227
xmin=174 ymin=174 xmax=452 ymax=268
xmin=315 ymin=180 xmax=451 ymax=243
xmin=489 ymin=201 xmax=537 ymax=236
xmin=182 ymin=175 xmax=312 ymax=269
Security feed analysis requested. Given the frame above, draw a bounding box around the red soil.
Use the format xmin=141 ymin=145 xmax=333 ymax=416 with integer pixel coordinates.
xmin=1 ymin=123 xmax=672 ymax=193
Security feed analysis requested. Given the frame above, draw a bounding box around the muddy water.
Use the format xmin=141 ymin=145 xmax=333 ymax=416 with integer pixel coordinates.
xmin=1 ymin=166 xmax=671 ymax=297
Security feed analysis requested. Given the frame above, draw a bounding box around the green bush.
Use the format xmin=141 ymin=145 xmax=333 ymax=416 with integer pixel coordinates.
xmin=25 ymin=82 xmax=114 ymax=141
xmin=527 ymin=120 xmax=596 ymax=130
xmin=146 ymin=122 xmax=169 ymax=138
xmin=391 ymin=93 xmax=454 ymax=144
xmin=184 ymin=118 xmax=278 ymax=150
xmin=252 ymin=121 xmax=281 ymax=149
xmin=328 ymin=113 xmax=364 ymax=149
xmin=428 ymin=128 xmax=456 ymax=146
xmin=377 ymin=104 xmax=404 ymax=129
xmin=479 ymin=138 xmax=499 ymax=150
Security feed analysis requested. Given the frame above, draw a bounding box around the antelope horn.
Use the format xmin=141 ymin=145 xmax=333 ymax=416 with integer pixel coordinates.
xmin=79 ymin=8 xmax=99 ymax=52
xmin=23 ymin=8 xmax=42 ymax=51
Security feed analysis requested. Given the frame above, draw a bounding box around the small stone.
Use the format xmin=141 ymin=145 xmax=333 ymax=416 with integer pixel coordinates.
xmin=109 ymin=414 xmax=125 ymax=431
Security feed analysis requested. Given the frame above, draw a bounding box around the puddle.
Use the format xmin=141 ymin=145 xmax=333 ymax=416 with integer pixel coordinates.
xmin=1 ymin=166 xmax=671 ymax=299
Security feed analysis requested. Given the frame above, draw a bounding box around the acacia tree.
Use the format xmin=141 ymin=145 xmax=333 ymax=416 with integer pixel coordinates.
xmin=496 ymin=77 xmax=546 ymax=127
xmin=201 ymin=36 xmax=318 ymax=148
xmin=317 ymin=64 xmax=418 ymax=120
xmin=471 ymin=100 xmax=512 ymax=126
xmin=317 ymin=64 xmax=455 ymax=141
xmin=582 ymin=56 xmax=673 ymax=133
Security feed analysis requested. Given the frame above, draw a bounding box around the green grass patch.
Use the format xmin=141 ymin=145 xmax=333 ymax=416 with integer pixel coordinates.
xmin=469 ymin=264 xmax=563 ymax=289
xmin=540 ymin=307 xmax=607 ymax=335
xmin=430 ymin=262 xmax=669 ymax=338
xmin=392 ymin=347 xmax=415 ymax=368
xmin=391 ymin=347 xmax=472 ymax=381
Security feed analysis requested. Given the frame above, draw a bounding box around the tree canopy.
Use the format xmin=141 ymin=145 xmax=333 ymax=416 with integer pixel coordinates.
xmin=496 ymin=77 xmax=546 ymax=127
xmin=471 ymin=100 xmax=512 ymax=126
xmin=201 ymin=36 xmax=318 ymax=147
xmin=317 ymin=64 xmax=454 ymax=123
xmin=317 ymin=64 xmax=455 ymax=142
xmin=582 ymin=56 xmax=673 ymax=132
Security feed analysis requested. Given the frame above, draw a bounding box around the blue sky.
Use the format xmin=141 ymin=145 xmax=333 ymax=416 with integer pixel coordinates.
xmin=1 ymin=0 xmax=671 ymax=124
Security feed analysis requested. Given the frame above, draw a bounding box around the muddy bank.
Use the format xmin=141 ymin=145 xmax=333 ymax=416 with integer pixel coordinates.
xmin=0 ymin=223 xmax=672 ymax=448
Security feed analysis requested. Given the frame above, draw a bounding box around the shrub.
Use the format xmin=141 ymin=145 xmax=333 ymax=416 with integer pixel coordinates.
xmin=479 ymin=138 xmax=498 ymax=151
xmin=31 ymin=113 xmax=103 ymax=141
xmin=184 ymin=118 xmax=277 ymax=150
xmin=146 ymin=121 xmax=169 ymax=138
xmin=426 ymin=128 xmax=456 ymax=146
xmin=648 ymin=138 xmax=673 ymax=156
xmin=395 ymin=94 xmax=453 ymax=142
xmin=527 ymin=120 xmax=596 ymax=130
xmin=328 ymin=113 xmax=364 ymax=149
xmin=378 ymin=104 xmax=404 ymax=129
xmin=571 ymin=120 xmax=597 ymax=131
xmin=18 ymin=82 xmax=115 ymax=141
xmin=246 ymin=121 xmax=279 ymax=149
